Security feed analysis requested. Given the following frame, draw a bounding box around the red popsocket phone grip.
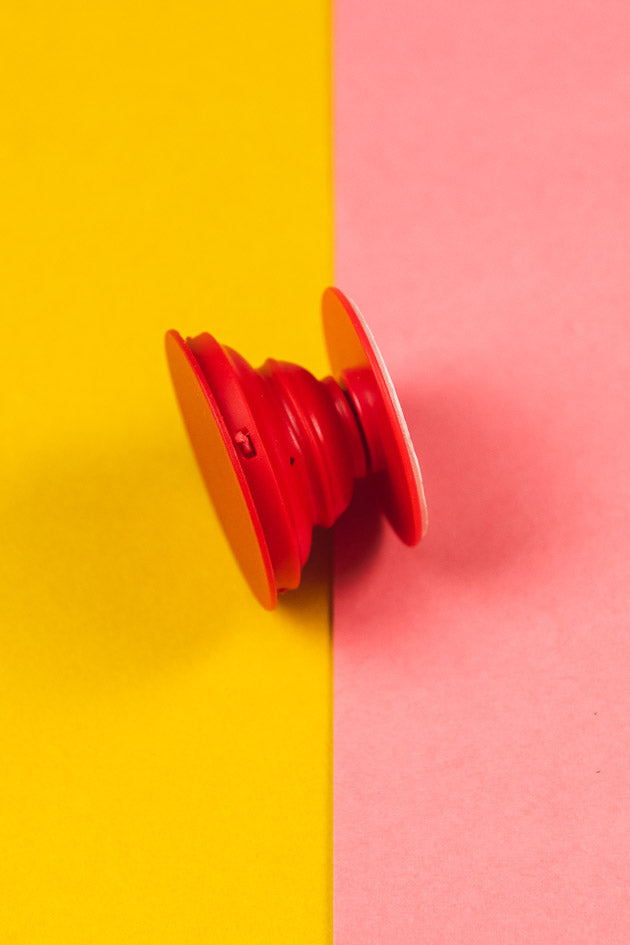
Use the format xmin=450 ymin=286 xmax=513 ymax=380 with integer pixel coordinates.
xmin=165 ymin=287 xmax=427 ymax=609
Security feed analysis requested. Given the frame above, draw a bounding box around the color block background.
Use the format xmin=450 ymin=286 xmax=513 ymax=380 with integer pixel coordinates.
xmin=333 ymin=1 xmax=630 ymax=942
xmin=0 ymin=3 xmax=332 ymax=942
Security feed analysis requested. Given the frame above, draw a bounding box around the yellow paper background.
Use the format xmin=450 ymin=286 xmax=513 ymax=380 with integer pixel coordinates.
xmin=0 ymin=3 xmax=331 ymax=941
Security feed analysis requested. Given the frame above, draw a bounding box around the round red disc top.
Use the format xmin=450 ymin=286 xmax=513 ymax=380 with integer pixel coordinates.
xmin=165 ymin=287 xmax=427 ymax=609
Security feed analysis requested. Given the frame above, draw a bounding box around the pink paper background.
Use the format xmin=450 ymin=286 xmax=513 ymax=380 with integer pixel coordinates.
xmin=333 ymin=2 xmax=630 ymax=941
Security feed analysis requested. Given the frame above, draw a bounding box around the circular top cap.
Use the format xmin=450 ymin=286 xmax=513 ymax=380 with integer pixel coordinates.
xmin=165 ymin=329 xmax=277 ymax=609
xmin=321 ymin=287 xmax=427 ymax=545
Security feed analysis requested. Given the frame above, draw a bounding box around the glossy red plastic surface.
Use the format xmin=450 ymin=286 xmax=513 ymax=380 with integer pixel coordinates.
xmin=322 ymin=287 xmax=427 ymax=546
xmin=165 ymin=287 xmax=426 ymax=608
